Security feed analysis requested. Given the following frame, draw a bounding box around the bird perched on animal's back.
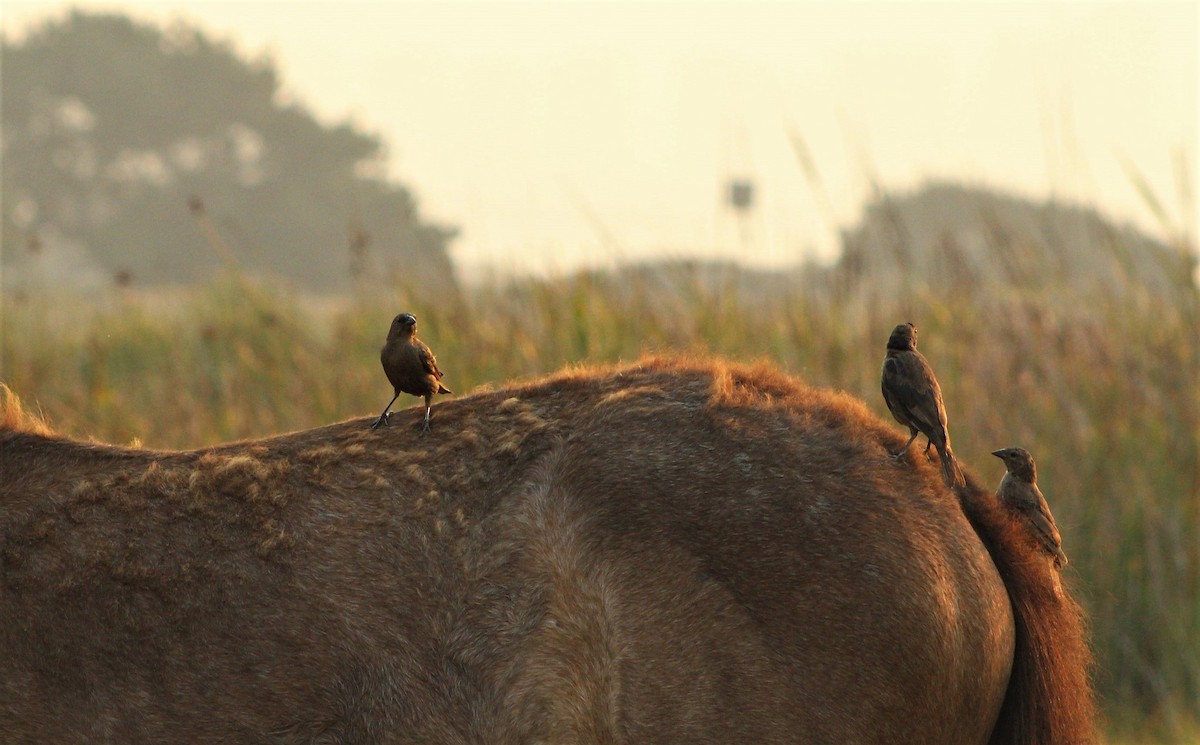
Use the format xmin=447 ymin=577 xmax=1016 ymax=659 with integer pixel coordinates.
xmin=992 ymin=447 xmax=1068 ymax=568
xmin=880 ymin=322 xmax=965 ymax=488
xmin=371 ymin=313 xmax=452 ymax=432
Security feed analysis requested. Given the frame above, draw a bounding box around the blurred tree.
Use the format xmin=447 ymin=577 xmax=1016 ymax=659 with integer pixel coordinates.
xmin=1 ymin=11 xmax=457 ymax=290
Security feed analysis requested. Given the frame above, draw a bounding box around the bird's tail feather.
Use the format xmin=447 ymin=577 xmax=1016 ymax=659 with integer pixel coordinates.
xmin=938 ymin=445 xmax=966 ymax=488
xmin=438 ymin=384 xmax=452 ymax=395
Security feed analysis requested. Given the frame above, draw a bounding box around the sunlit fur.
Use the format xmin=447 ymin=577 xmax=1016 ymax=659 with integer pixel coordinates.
xmin=0 ymin=357 xmax=1093 ymax=743
xmin=0 ymin=384 xmax=52 ymax=436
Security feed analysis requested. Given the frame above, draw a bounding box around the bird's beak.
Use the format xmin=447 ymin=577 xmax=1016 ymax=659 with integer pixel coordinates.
xmin=991 ymin=449 xmax=1006 ymax=458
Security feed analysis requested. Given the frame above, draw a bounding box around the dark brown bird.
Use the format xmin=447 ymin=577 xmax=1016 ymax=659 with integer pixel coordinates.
xmin=993 ymin=448 xmax=1068 ymax=568
xmin=371 ymin=313 xmax=452 ymax=432
xmin=880 ymin=322 xmax=964 ymax=487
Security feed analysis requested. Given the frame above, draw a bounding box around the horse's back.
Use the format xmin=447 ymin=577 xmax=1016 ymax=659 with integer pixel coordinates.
xmin=0 ymin=360 xmax=1014 ymax=743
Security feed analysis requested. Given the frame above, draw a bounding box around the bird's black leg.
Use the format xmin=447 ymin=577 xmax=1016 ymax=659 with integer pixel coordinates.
xmin=923 ymin=438 xmax=939 ymax=463
xmin=372 ymin=393 xmax=400 ymax=430
xmin=891 ymin=430 xmax=920 ymax=459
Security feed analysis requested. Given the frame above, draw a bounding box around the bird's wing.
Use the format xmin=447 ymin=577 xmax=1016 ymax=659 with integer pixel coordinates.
xmin=1000 ymin=479 xmax=1066 ymax=561
xmin=881 ymin=358 xmax=907 ymax=422
xmin=907 ymin=355 xmax=948 ymax=435
xmin=1013 ymin=482 xmax=1064 ymax=550
xmin=884 ymin=352 xmax=947 ymax=435
xmin=418 ymin=343 xmax=444 ymax=378
xmin=1028 ymin=484 xmax=1064 ymax=548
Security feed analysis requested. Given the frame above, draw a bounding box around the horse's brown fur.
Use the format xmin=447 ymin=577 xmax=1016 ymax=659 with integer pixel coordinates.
xmin=0 ymin=383 xmax=52 ymax=436
xmin=0 ymin=357 xmax=1093 ymax=743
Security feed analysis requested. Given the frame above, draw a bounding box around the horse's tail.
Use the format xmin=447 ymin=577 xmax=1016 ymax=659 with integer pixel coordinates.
xmin=956 ymin=475 xmax=1097 ymax=745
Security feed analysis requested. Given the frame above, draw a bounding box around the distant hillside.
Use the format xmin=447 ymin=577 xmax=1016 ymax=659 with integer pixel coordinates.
xmin=834 ymin=182 xmax=1195 ymax=304
xmin=545 ymin=183 xmax=1195 ymax=315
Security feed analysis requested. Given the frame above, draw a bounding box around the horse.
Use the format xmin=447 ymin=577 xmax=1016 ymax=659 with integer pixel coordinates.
xmin=0 ymin=357 xmax=1094 ymax=743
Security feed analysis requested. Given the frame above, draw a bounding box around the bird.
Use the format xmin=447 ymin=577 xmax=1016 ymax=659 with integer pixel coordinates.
xmin=880 ymin=322 xmax=965 ymax=487
xmin=992 ymin=447 xmax=1068 ymax=568
xmin=371 ymin=313 xmax=452 ymax=432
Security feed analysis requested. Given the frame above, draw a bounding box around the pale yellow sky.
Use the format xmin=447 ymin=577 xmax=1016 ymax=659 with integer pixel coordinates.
xmin=3 ymin=1 xmax=1197 ymax=276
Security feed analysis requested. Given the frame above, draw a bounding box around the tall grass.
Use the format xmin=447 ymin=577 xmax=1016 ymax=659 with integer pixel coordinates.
xmin=1 ymin=249 xmax=1196 ymax=740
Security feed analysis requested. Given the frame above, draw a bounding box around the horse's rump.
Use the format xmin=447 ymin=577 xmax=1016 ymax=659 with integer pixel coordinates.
xmin=0 ymin=358 xmax=1090 ymax=743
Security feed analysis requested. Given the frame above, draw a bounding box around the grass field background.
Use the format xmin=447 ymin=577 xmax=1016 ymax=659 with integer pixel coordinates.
xmin=2 ymin=231 xmax=1197 ymax=740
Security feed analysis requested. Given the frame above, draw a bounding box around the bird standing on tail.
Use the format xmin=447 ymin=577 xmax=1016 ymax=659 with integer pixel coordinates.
xmin=992 ymin=448 xmax=1068 ymax=568
xmin=880 ymin=322 xmax=965 ymax=487
xmin=372 ymin=313 xmax=452 ymax=432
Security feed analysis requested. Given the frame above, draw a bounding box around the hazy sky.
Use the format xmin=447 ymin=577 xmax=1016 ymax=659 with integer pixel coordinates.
xmin=3 ymin=1 xmax=1196 ymax=276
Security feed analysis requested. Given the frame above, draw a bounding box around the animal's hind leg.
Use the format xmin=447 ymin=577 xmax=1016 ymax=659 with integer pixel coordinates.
xmin=422 ymin=394 xmax=433 ymax=433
